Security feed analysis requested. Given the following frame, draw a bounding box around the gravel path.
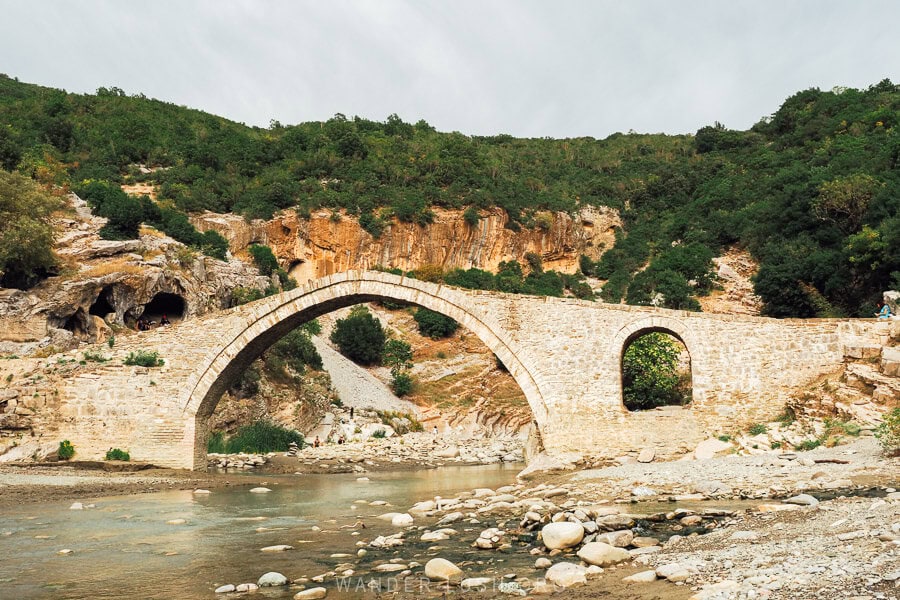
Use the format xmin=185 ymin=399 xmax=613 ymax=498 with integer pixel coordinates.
xmin=312 ymin=335 xmax=420 ymax=415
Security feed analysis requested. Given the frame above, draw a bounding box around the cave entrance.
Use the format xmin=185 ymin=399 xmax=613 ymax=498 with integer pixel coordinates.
xmin=142 ymin=292 xmax=186 ymax=324
xmin=621 ymin=329 xmax=692 ymax=412
xmin=62 ymin=308 xmax=90 ymax=337
xmin=89 ymin=286 xmax=116 ymax=320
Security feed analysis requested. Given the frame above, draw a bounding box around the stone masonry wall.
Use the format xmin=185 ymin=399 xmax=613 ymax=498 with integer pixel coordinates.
xmin=1 ymin=271 xmax=886 ymax=469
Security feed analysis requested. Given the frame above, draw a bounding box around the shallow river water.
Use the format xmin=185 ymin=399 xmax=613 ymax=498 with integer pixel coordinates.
xmin=0 ymin=465 xmax=525 ymax=599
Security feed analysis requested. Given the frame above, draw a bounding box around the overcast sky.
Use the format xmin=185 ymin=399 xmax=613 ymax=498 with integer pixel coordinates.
xmin=2 ymin=1 xmax=898 ymax=138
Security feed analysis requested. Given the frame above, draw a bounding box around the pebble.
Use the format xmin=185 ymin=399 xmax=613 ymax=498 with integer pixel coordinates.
xmin=460 ymin=577 xmax=493 ymax=589
xmin=623 ymin=570 xmax=657 ymax=583
xmin=249 ymin=487 xmax=272 ymax=494
xmin=545 ymin=562 xmax=587 ymax=587
xmin=293 ymin=587 xmax=327 ymax=599
xmin=214 ymin=584 xmax=235 ymax=593
xmin=424 ymin=558 xmax=463 ymax=584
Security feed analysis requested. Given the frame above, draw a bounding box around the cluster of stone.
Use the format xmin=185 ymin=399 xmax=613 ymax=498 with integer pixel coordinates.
xmin=206 ymin=452 xmax=270 ymax=470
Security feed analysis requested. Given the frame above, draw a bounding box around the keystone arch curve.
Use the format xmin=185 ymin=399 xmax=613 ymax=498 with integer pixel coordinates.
xmin=182 ymin=271 xmax=550 ymax=469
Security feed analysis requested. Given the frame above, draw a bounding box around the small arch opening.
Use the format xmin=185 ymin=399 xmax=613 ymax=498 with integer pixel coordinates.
xmin=621 ymin=329 xmax=692 ymax=412
xmin=142 ymin=292 xmax=186 ymax=324
xmin=89 ymin=286 xmax=116 ymax=320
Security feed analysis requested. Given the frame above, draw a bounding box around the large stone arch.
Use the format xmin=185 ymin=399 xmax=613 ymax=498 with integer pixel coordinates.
xmin=607 ymin=315 xmax=709 ymax=412
xmin=181 ymin=271 xmax=550 ymax=469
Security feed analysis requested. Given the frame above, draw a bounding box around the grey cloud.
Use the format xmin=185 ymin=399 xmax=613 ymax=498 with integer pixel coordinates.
xmin=0 ymin=0 xmax=897 ymax=138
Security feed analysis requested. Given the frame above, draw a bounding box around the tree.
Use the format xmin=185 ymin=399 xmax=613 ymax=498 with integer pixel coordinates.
xmin=76 ymin=180 xmax=145 ymax=240
xmin=249 ymin=244 xmax=279 ymax=276
xmin=200 ymin=229 xmax=229 ymax=260
xmin=813 ymin=174 xmax=881 ymax=234
xmin=622 ymin=332 xmax=686 ymax=410
xmin=413 ymin=308 xmax=459 ymax=338
xmin=382 ymin=338 xmax=413 ymax=373
xmin=0 ymin=170 xmax=61 ymax=288
xmin=265 ymin=327 xmax=323 ymax=380
xmin=329 ymin=306 xmax=386 ymax=365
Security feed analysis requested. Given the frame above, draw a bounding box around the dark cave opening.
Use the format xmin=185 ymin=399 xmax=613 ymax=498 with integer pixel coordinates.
xmin=142 ymin=292 xmax=186 ymax=324
xmin=89 ymin=286 xmax=115 ymax=319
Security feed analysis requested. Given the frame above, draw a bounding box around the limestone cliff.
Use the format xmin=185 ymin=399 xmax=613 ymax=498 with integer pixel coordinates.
xmin=0 ymin=194 xmax=268 ymax=354
xmin=192 ymin=206 xmax=621 ymax=283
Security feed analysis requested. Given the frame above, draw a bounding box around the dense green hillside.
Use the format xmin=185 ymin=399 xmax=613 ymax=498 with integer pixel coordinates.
xmin=0 ymin=74 xmax=897 ymax=317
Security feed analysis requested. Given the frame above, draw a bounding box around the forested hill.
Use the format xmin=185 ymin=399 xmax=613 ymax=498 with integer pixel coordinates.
xmin=0 ymin=74 xmax=898 ymax=318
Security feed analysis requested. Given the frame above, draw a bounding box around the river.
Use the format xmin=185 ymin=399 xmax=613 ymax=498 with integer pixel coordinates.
xmin=0 ymin=464 xmax=525 ymax=599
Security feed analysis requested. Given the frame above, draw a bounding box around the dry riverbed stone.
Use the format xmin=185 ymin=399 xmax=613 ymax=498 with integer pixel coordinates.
xmin=541 ymin=522 xmax=584 ymax=550
xmin=545 ymin=562 xmax=587 ymax=587
xmin=424 ymin=558 xmax=463 ymax=584
xmin=577 ymin=542 xmax=631 ymax=567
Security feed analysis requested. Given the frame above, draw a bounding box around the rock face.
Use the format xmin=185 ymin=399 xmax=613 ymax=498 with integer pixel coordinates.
xmin=192 ymin=206 xmax=621 ymax=283
xmin=0 ymin=194 xmax=267 ymax=352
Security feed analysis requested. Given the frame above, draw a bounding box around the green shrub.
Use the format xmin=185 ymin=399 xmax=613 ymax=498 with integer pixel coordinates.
xmin=717 ymin=434 xmax=731 ymax=442
xmin=875 ymin=408 xmax=900 ymax=456
xmin=207 ymin=431 xmax=226 ymax=454
xmin=57 ymin=440 xmax=75 ymax=460
xmin=463 ymin=206 xmax=480 ymax=226
xmin=76 ymin=180 xmax=145 ymax=240
xmin=391 ymin=371 xmax=413 ymax=396
xmin=329 ymin=306 xmax=386 ymax=365
xmin=107 ymin=335 xmax=115 ymax=349
xmin=199 ymin=229 xmax=229 ymax=260
xmin=413 ymin=308 xmax=459 ymax=339
xmin=0 ymin=170 xmax=62 ymax=289
xmin=249 ymin=244 xmax=278 ymax=276
xmin=265 ymin=328 xmax=322 ymax=379
xmin=824 ymin=418 xmax=861 ymax=437
xmin=796 ymin=438 xmax=822 ymax=451
xmin=232 ymin=286 xmax=267 ymax=306
xmin=748 ymin=423 xmax=768 ymax=436
xmin=105 ymin=448 xmax=130 ymax=461
xmin=123 ymin=350 xmax=164 ymax=367
xmin=371 ymin=429 xmax=387 ymax=439
xmin=776 ymin=408 xmax=796 ymax=426
xmin=382 ymin=339 xmax=412 ymax=373
xmin=82 ymin=350 xmax=108 ymax=362
xmin=225 ymin=420 xmax=304 ymax=453
xmin=274 ymin=268 xmax=297 ymax=291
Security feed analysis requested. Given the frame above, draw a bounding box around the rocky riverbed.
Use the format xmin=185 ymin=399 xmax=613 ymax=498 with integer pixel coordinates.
xmin=2 ymin=435 xmax=898 ymax=599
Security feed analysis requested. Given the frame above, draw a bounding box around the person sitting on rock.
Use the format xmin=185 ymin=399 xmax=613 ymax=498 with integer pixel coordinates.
xmin=875 ymin=302 xmax=892 ymax=319
xmin=313 ymin=436 xmax=320 ymax=448
xmin=160 ymin=313 xmax=171 ymax=326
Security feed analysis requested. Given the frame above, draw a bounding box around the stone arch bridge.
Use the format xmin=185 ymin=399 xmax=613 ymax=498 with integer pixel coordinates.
xmin=25 ymin=271 xmax=885 ymax=469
